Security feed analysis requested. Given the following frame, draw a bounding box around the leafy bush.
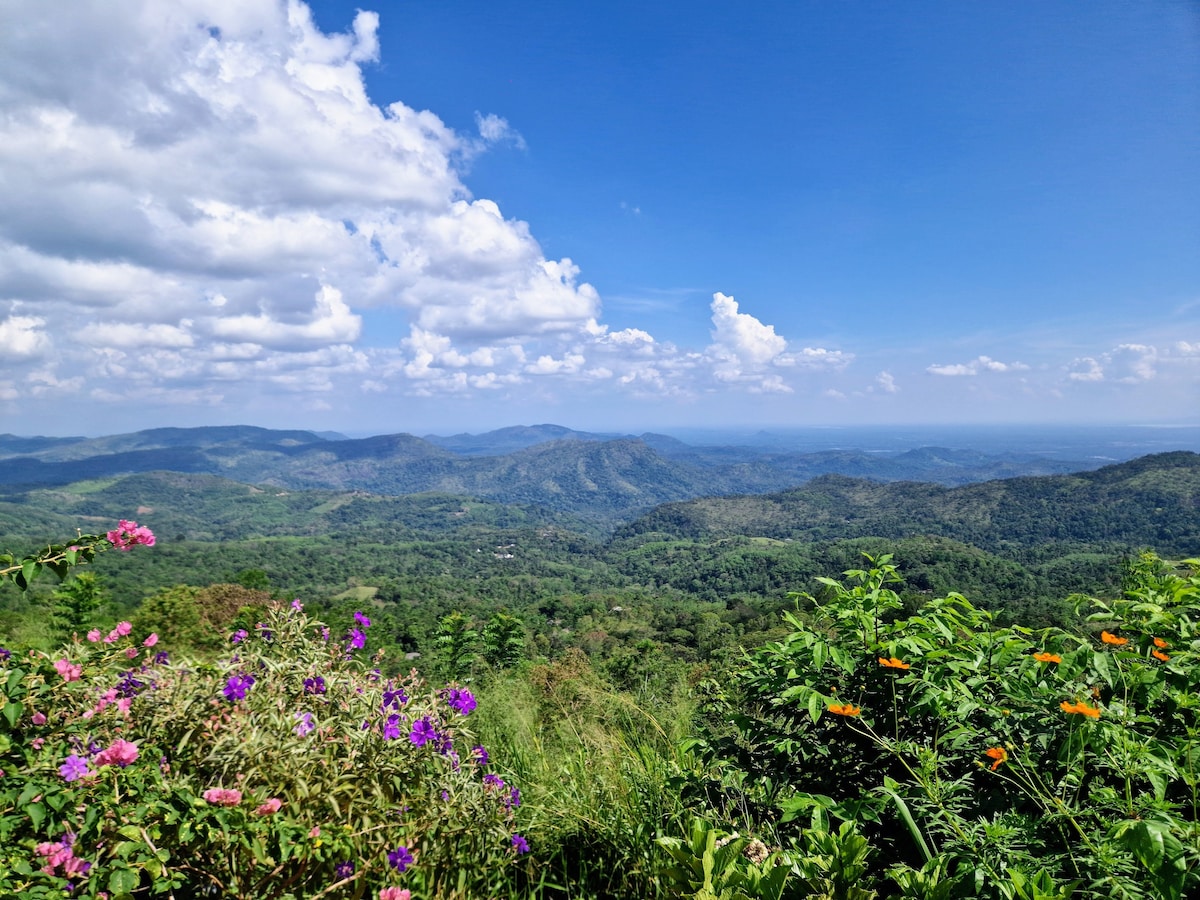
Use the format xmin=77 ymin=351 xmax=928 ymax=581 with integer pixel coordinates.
xmin=688 ymin=552 xmax=1200 ymax=899
xmin=0 ymin=525 xmax=529 ymax=899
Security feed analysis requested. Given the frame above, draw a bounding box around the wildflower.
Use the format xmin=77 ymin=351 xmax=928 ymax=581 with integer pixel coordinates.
xmin=223 ymin=673 xmax=255 ymax=701
xmin=125 ymin=647 xmax=138 ymax=659
xmin=59 ymin=754 xmax=91 ymax=782
xmin=94 ymin=739 xmax=139 ymax=768
xmin=1153 ymin=637 xmax=1170 ymax=649
xmin=0 ymin=647 xmax=9 ymax=661
xmin=1033 ymin=651 xmax=1062 ymax=663
xmin=203 ymin=787 xmax=243 ymax=806
xmin=445 ymin=687 xmax=477 ymax=715
xmin=387 ymin=846 xmax=414 ymax=873
xmin=347 ymin=628 xmax=366 ymax=651
xmin=512 ymin=834 xmax=530 ymax=854
xmin=32 ymin=711 xmax=46 ymax=725
xmin=382 ymin=714 xmax=403 ymax=741
xmin=107 ymin=520 xmax=155 ymax=551
xmin=878 ymin=657 xmax=910 ymax=669
xmin=334 ymin=860 xmax=355 ymax=880
xmin=1152 ymin=649 xmax=1171 ymax=662
xmin=291 ymin=599 xmax=304 ymax=612
xmin=86 ymin=630 xmax=101 ymax=642
xmin=827 ymin=703 xmax=862 ymax=717
xmin=1060 ymin=700 xmax=1101 ymax=718
xmin=1100 ymin=631 xmax=1128 ymax=646
xmin=154 ymin=650 xmax=170 ymax=665
xmin=410 ymin=717 xmax=438 ymax=747
xmin=143 ymin=633 xmax=158 ymax=647
xmin=115 ymin=621 xmax=132 ymax=637
xmin=255 ymin=798 xmax=283 ymax=816
xmin=984 ymin=747 xmax=1008 ymax=770
xmin=379 ymin=889 xmax=411 ymax=900
xmin=382 ymin=684 xmax=407 ymax=710
xmin=745 ymin=839 xmax=770 ymax=864
xmin=304 ymin=676 xmax=326 ymax=695
xmin=231 ymin=629 xmax=247 ymax=643
xmin=507 ymin=786 xmax=521 ymax=808
xmin=354 ymin=611 xmax=371 ymax=628
xmin=473 ymin=745 xmax=489 ymax=766
xmin=294 ymin=711 xmax=315 ymax=737
xmin=54 ymin=659 xmax=82 ymax=682
xmin=483 ymin=773 xmax=506 ymax=790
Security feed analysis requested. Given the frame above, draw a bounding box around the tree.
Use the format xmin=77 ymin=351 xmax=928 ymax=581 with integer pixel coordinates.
xmin=50 ymin=572 xmax=110 ymax=642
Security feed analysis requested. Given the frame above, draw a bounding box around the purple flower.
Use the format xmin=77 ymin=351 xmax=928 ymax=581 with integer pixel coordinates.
xmin=223 ymin=673 xmax=255 ymax=702
xmin=347 ymin=628 xmax=366 ymax=651
xmin=290 ymin=599 xmax=304 ymax=612
xmin=59 ymin=754 xmax=90 ymax=782
xmin=294 ymin=711 xmax=315 ymax=737
xmin=507 ymin=786 xmax=521 ymax=809
xmin=387 ymin=846 xmax=414 ymax=873
xmin=231 ymin=629 xmax=248 ymax=644
xmin=445 ymin=688 xmax=476 ymax=716
xmin=116 ymin=670 xmax=145 ymax=698
xmin=382 ymin=684 xmax=408 ymax=711
xmin=353 ymin=611 xmax=371 ymax=628
xmin=483 ymin=773 xmax=506 ymax=789
xmin=304 ymin=676 xmax=326 ymax=695
xmin=409 ymin=717 xmax=438 ymax=747
xmin=0 ymin=647 xmax=10 ymax=661
xmin=512 ymin=834 xmax=530 ymax=854
xmin=382 ymin=714 xmax=403 ymax=741
xmin=473 ymin=745 xmax=489 ymax=766
xmin=153 ymin=650 xmax=170 ymax=665
xmin=334 ymin=860 xmax=355 ymax=880
xmin=321 ymin=627 xmax=330 ymax=641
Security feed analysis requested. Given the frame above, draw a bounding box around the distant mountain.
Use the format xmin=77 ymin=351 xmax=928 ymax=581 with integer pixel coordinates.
xmin=422 ymin=424 xmax=626 ymax=456
xmin=615 ymin=451 xmax=1200 ymax=556
xmin=0 ymin=423 xmax=1126 ymax=524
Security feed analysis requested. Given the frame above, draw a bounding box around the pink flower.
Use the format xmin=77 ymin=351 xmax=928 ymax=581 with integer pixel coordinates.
xmin=143 ymin=633 xmax=158 ymax=647
xmin=309 ymin=826 xmax=321 ymax=838
xmin=254 ymin=798 xmax=283 ymax=816
xmin=53 ymin=659 xmax=82 ymax=682
xmin=379 ymin=889 xmax=411 ymax=900
xmin=94 ymin=739 xmax=139 ymax=768
xmin=125 ymin=647 xmax=138 ymax=659
xmin=116 ymin=698 xmax=132 ymax=716
xmin=107 ymin=521 xmax=156 ymax=551
xmin=32 ymin=737 xmax=45 ymax=750
xmin=203 ymin=788 xmax=243 ymax=806
xmin=31 ymin=711 xmax=46 ymax=726
xmin=104 ymin=630 xmax=119 ymax=644
xmin=115 ymin=621 xmax=132 ymax=637
xmin=86 ymin=630 xmax=101 ymax=643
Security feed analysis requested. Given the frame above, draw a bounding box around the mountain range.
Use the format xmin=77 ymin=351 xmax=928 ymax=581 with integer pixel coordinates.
xmin=0 ymin=424 xmax=1119 ymax=524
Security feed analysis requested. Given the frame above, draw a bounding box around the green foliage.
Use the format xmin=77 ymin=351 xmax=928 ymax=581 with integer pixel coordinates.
xmin=0 ymin=601 xmax=527 ymax=899
xmin=49 ymin=572 xmax=109 ymax=643
xmin=690 ymin=552 xmax=1200 ymax=899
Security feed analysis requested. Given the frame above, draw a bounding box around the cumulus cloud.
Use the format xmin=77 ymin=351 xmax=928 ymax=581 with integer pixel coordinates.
xmin=927 ymin=355 xmax=1029 ymax=376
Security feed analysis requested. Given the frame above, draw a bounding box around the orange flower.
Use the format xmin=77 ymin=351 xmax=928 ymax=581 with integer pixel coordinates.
xmin=1153 ymin=637 xmax=1170 ymax=649
xmin=984 ymin=747 xmax=1008 ymax=770
xmin=878 ymin=657 xmax=910 ymax=669
xmin=1100 ymin=631 xmax=1128 ymax=646
xmin=1060 ymin=700 xmax=1101 ymax=718
xmin=827 ymin=703 xmax=862 ymax=717
xmin=1152 ymin=649 xmax=1170 ymax=662
xmin=1032 ymin=651 xmax=1062 ymax=664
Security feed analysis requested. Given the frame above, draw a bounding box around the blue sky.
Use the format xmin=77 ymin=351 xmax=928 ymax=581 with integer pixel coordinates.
xmin=0 ymin=0 xmax=1196 ymax=437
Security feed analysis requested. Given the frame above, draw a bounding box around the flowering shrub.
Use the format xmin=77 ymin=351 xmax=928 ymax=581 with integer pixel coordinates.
xmin=0 ymin=526 xmax=527 ymax=899
xmin=688 ymin=552 xmax=1200 ymax=900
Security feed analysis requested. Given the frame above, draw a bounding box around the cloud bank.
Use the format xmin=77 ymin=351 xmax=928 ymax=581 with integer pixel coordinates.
xmin=0 ymin=0 xmax=851 ymax=423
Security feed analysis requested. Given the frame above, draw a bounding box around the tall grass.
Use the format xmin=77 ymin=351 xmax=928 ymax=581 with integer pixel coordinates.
xmin=473 ymin=651 xmax=693 ymax=898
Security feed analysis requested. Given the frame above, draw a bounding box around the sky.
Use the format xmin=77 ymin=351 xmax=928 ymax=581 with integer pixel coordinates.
xmin=0 ymin=0 xmax=1197 ymax=438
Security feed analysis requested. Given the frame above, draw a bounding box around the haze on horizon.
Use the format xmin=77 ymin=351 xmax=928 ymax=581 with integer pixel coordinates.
xmin=0 ymin=0 xmax=1196 ymax=438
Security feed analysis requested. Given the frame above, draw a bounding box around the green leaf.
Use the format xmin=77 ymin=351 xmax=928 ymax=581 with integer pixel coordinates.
xmin=108 ymin=866 xmax=139 ymax=895
xmin=2 ymin=701 xmax=22 ymax=729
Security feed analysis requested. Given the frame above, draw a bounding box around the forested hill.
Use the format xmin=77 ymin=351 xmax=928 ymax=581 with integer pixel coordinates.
xmin=615 ymin=451 xmax=1200 ymax=556
xmin=0 ymin=424 xmax=1110 ymax=524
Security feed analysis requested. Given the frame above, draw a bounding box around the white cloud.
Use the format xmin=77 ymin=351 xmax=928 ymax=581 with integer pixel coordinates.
xmin=875 ymin=371 xmax=899 ymax=393
xmin=927 ymin=355 xmax=1029 ymax=376
xmin=0 ymin=314 xmax=51 ymax=358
